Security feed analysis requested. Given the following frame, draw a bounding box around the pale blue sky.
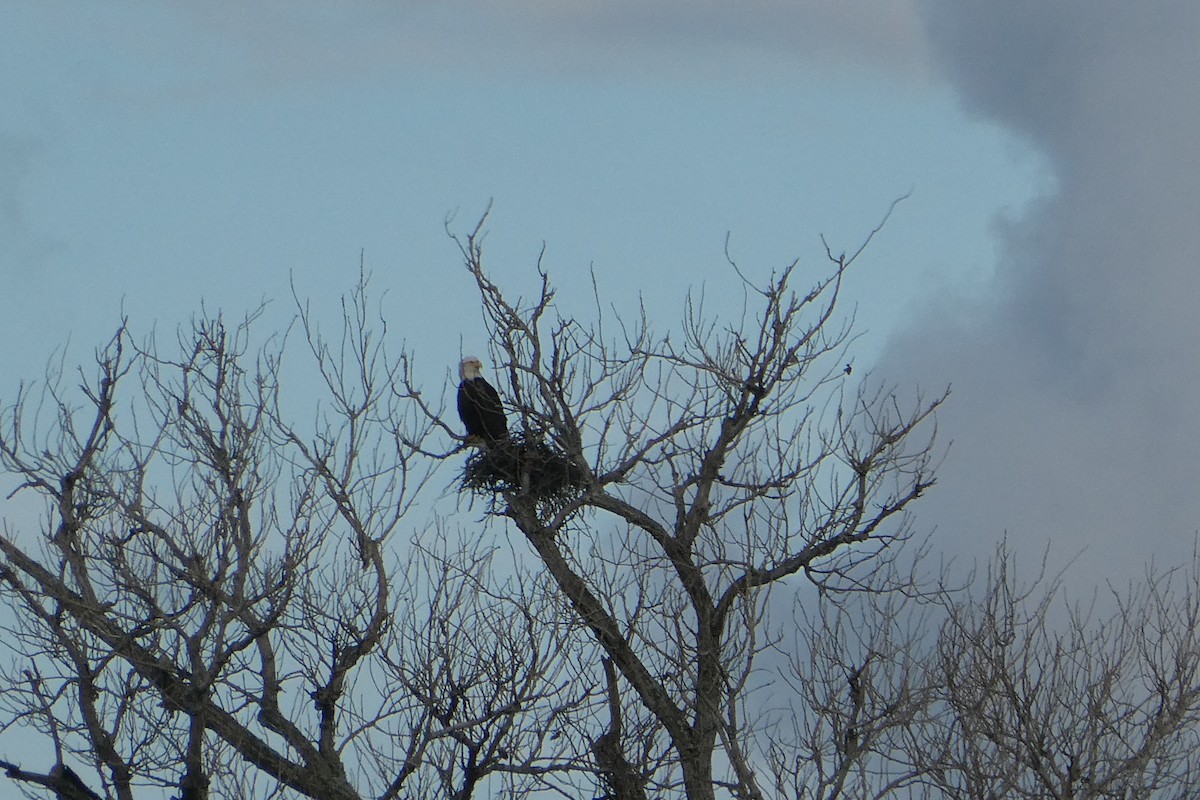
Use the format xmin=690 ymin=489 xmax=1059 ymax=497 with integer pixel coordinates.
xmin=2 ymin=0 xmax=1199 ymax=789
xmin=0 ymin=3 xmax=1042 ymax=398
xmin=3 ymin=0 xmax=1196 ymax=618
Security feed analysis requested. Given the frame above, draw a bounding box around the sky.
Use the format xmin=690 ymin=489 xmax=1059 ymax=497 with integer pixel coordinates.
xmin=1 ymin=0 xmax=1199 ymax=792
xmin=890 ymin=0 xmax=1200 ymax=581
xmin=1 ymin=2 xmax=1195 ymax=588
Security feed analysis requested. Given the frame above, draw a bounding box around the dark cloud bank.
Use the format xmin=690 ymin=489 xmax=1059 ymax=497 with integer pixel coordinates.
xmin=889 ymin=1 xmax=1200 ymax=579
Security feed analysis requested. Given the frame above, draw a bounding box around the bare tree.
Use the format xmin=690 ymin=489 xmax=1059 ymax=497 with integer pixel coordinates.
xmin=764 ymin=582 xmax=941 ymax=800
xmin=10 ymin=219 xmax=1195 ymax=800
xmin=0 ymin=277 xmax=593 ymax=799
xmin=917 ymin=551 xmax=1200 ymax=800
xmin=765 ymin=547 xmax=1200 ymax=800
xmin=415 ymin=209 xmax=945 ymax=800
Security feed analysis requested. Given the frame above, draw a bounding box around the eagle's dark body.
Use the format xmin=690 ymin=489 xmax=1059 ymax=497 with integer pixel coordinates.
xmin=457 ymin=357 xmax=508 ymax=442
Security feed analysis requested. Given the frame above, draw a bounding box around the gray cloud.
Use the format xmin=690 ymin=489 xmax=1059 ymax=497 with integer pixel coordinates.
xmin=173 ymin=1 xmax=931 ymax=87
xmin=0 ymin=135 xmax=35 ymax=245
xmin=0 ymin=133 xmax=57 ymax=275
xmin=511 ymin=0 xmax=931 ymax=75
xmin=886 ymin=1 xmax=1200 ymax=577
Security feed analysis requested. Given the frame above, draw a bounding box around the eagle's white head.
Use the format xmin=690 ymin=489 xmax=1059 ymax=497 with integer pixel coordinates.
xmin=459 ymin=356 xmax=484 ymax=381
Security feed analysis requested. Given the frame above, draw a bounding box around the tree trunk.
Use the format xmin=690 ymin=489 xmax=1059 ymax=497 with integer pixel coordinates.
xmin=679 ymin=736 xmax=717 ymax=800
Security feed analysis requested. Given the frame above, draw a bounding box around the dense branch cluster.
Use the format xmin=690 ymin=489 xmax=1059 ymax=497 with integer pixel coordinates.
xmin=0 ymin=219 xmax=1198 ymax=800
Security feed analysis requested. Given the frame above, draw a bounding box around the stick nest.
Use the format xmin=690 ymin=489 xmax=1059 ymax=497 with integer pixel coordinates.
xmin=460 ymin=432 xmax=588 ymax=515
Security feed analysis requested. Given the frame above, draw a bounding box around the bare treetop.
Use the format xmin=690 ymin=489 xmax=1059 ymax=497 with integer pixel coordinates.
xmin=409 ymin=209 xmax=945 ymax=799
xmin=5 ymin=216 xmax=1190 ymax=800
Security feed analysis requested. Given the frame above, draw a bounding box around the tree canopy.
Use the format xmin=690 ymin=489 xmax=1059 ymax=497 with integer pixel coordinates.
xmin=2 ymin=218 xmax=1199 ymax=800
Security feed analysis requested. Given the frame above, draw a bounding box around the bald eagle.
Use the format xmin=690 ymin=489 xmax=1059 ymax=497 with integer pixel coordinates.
xmin=457 ymin=356 xmax=509 ymax=443
xmin=51 ymin=763 xmax=102 ymax=800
